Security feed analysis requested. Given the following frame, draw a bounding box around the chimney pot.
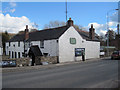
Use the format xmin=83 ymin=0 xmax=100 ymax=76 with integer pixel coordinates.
xmin=67 ymin=17 xmax=74 ymax=27
xmin=26 ymin=25 xmax=28 ymax=29
xmin=25 ymin=25 xmax=29 ymax=40
xmin=89 ymin=24 xmax=95 ymax=40
xmin=91 ymin=24 xmax=93 ymax=28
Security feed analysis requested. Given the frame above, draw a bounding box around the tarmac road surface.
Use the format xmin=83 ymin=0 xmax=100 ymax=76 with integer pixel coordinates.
xmin=2 ymin=58 xmax=119 ymax=88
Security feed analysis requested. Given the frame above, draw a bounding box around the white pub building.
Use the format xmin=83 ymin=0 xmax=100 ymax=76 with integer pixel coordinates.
xmin=6 ymin=18 xmax=100 ymax=63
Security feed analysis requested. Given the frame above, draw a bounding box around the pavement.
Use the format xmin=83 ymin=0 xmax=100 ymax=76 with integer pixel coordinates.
xmin=2 ymin=57 xmax=118 ymax=88
xmin=2 ymin=57 xmax=111 ymax=73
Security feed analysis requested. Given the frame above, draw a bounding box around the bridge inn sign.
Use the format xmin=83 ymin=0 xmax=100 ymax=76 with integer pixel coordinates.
xmin=6 ymin=18 xmax=100 ymax=63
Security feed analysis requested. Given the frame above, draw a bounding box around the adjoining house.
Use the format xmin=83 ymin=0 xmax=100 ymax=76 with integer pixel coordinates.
xmin=5 ymin=18 xmax=100 ymax=63
xmin=0 ymin=35 xmax=3 ymax=56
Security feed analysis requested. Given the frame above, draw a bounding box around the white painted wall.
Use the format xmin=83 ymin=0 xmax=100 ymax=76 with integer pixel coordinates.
xmin=84 ymin=41 xmax=100 ymax=59
xmin=6 ymin=39 xmax=59 ymax=58
xmin=59 ymin=26 xmax=84 ymax=63
xmin=0 ymin=47 xmax=3 ymax=55
xmin=31 ymin=39 xmax=58 ymax=56
xmin=59 ymin=26 xmax=100 ymax=63
xmin=6 ymin=41 xmax=24 ymax=58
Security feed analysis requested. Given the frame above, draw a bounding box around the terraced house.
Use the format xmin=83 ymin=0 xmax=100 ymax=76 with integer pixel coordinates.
xmin=5 ymin=18 xmax=100 ymax=63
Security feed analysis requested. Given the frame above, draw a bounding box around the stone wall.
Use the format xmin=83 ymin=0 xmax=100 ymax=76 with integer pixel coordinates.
xmin=35 ymin=56 xmax=41 ymax=65
xmin=16 ymin=58 xmax=30 ymax=67
xmin=40 ymin=56 xmax=58 ymax=64
xmin=2 ymin=56 xmax=58 ymax=67
xmin=2 ymin=57 xmax=30 ymax=67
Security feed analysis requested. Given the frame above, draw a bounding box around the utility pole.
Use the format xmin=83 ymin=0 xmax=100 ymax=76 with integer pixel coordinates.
xmin=117 ymin=24 xmax=119 ymax=35
xmin=66 ymin=0 xmax=68 ymax=22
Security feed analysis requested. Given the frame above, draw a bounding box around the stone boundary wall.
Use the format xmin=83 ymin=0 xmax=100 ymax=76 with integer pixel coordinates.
xmin=2 ymin=57 xmax=30 ymax=67
xmin=2 ymin=56 xmax=58 ymax=67
xmin=40 ymin=56 xmax=58 ymax=64
xmin=16 ymin=58 xmax=30 ymax=67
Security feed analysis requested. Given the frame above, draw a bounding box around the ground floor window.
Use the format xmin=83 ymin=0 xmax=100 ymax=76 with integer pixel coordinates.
xmin=15 ymin=52 xmax=17 ymax=58
xmin=18 ymin=52 xmax=20 ymax=58
xmin=12 ymin=51 xmax=14 ymax=58
xmin=9 ymin=51 xmax=11 ymax=56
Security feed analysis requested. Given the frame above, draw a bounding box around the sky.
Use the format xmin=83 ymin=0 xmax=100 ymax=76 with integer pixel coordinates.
xmin=0 ymin=2 xmax=119 ymax=35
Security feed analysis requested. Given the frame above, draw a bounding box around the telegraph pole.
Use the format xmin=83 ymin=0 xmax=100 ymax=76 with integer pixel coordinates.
xmin=66 ymin=0 xmax=68 ymax=21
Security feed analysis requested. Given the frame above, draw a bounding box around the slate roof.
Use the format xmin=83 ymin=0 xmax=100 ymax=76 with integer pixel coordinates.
xmin=76 ymin=29 xmax=99 ymax=41
xmin=8 ymin=25 xmax=100 ymax=42
xmin=8 ymin=26 xmax=69 ymax=42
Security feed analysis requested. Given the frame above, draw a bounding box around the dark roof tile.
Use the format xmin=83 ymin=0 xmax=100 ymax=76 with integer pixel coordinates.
xmin=8 ymin=25 xmax=99 ymax=42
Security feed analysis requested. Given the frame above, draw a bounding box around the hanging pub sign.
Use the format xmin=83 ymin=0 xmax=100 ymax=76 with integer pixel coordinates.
xmin=75 ymin=48 xmax=85 ymax=57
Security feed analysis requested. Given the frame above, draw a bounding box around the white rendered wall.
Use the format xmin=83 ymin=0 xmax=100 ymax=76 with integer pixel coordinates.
xmin=59 ymin=26 xmax=100 ymax=63
xmin=6 ymin=42 xmax=24 ymax=58
xmin=6 ymin=39 xmax=59 ymax=58
xmin=84 ymin=41 xmax=100 ymax=59
xmin=59 ymin=26 xmax=84 ymax=63
xmin=0 ymin=47 xmax=3 ymax=55
xmin=31 ymin=39 xmax=59 ymax=56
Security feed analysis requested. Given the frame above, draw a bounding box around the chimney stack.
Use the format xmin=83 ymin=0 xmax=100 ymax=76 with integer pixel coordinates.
xmin=89 ymin=24 xmax=95 ymax=40
xmin=67 ymin=18 xmax=74 ymax=27
xmin=117 ymin=24 xmax=119 ymax=35
xmin=25 ymin=25 xmax=29 ymax=40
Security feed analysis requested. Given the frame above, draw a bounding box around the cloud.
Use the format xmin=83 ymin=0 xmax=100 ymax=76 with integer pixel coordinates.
xmin=10 ymin=8 xmax=16 ymax=13
xmin=9 ymin=2 xmax=17 ymax=7
xmin=100 ymin=30 xmax=107 ymax=36
xmin=87 ymin=21 xmax=117 ymax=35
xmin=3 ymin=2 xmax=17 ymax=13
xmin=110 ymin=12 xmax=118 ymax=22
xmin=86 ymin=10 xmax=119 ymax=36
xmin=0 ymin=14 xmax=34 ymax=33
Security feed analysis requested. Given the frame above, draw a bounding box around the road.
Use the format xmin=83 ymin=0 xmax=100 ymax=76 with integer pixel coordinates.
xmin=2 ymin=59 xmax=119 ymax=88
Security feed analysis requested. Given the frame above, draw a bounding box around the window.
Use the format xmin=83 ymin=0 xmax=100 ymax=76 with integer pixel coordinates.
xmin=13 ymin=44 xmax=15 ymax=47
xmin=18 ymin=42 xmax=20 ymax=47
xmin=9 ymin=42 xmax=11 ymax=46
xmin=15 ymin=52 xmax=17 ymax=58
xmin=18 ymin=52 xmax=20 ymax=58
xmin=70 ymin=38 xmax=76 ymax=44
xmin=9 ymin=51 xmax=11 ymax=56
xmin=12 ymin=51 xmax=14 ymax=58
xmin=40 ymin=41 xmax=44 ymax=48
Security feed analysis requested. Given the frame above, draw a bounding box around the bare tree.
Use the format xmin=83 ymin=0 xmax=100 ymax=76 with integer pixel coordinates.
xmin=44 ymin=21 xmax=66 ymax=29
xmin=43 ymin=21 xmax=85 ymax=31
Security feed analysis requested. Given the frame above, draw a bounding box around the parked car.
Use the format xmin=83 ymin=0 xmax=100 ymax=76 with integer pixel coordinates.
xmin=111 ymin=51 xmax=120 ymax=60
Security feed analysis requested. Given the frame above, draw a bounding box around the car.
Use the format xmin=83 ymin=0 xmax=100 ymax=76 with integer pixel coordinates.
xmin=111 ymin=51 xmax=120 ymax=60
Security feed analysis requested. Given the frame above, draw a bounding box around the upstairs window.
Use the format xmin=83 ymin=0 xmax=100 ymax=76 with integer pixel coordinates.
xmin=9 ymin=42 xmax=11 ymax=47
xmin=18 ymin=42 xmax=20 ymax=47
xmin=40 ymin=41 xmax=44 ymax=48
xmin=70 ymin=38 xmax=76 ymax=44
